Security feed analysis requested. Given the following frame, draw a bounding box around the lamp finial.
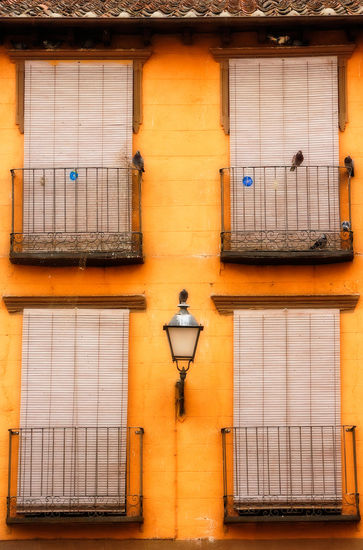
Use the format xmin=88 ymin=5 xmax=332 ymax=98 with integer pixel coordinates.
xmin=179 ymin=289 xmax=188 ymax=304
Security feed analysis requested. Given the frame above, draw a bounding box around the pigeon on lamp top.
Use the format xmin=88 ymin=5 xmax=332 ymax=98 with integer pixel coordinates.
xmin=344 ymin=156 xmax=354 ymax=177
xmin=310 ymin=234 xmax=327 ymax=250
xmin=290 ymin=150 xmax=304 ymax=172
xmin=132 ymin=151 xmax=145 ymax=172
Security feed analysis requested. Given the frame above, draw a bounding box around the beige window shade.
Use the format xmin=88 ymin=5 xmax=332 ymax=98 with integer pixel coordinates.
xmin=18 ymin=308 xmax=129 ymax=512
xmin=23 ymin=61 xmax=133 ymax=235
xmin=229 ymin=57 xmax=339 ymax=238
xmin=233 ymin=309 xmax=340 ymax=506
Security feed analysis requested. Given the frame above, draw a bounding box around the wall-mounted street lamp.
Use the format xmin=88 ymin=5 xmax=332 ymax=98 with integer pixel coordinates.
xmin=163 ymin=290 xmax=204 ymax=416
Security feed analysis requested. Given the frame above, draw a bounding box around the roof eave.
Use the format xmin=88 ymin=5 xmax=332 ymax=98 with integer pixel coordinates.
xmin=0 ymin=14 xmax=362 ymax=26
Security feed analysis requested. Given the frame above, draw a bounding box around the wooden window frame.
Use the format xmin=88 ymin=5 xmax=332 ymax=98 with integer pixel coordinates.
xmin=3 ymin=294 xmax=146 ymax=313
xmin=211 ymin=294 xmax=359 ymax=314
xmin=10 ymin=49 xmax=152 ymax=135
xmin=211 ymin=44 xmax=356 ymax=134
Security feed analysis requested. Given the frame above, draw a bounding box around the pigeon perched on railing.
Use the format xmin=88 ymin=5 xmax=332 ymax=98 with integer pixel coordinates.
xmin=132 ymin=151 xmax=145 ymax=172
xmin=344 ymin=156 xmax=354 ymax=177
xmin=342 ymin=221 xmax=351 ymax=232
xmin=290 ymin=150 xmax=304 ymax=172
xmin=310 ymin=234 xmax=327 ymax=250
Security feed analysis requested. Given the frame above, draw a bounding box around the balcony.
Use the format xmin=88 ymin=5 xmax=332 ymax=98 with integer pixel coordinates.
xmin=220 ymin=166 xmax=353 ymax=265
xmin=7 ymin=427 xmax=144 ymax=524
xmin=10 ymin=167 xmax=143 ymax=266
xmin=222 ymin=426 xmax=359 ymax=523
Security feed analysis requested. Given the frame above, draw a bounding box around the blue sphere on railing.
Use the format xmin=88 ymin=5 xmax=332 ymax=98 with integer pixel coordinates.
xmin=69 ymin=170 xmax=78 ymax=181
xmin=242 ymin=176 xmax=253 ymax=187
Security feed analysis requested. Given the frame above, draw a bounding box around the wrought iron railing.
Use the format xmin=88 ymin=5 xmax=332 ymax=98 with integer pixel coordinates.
xmin=220 ymin=166 xmax=353 ymax=262
xmin=222 ymin=426 xmax=359 ymax=522
xmin=7 ymin=427 xmax=143 ymax=524
xmin=10 ymin=167 xmax=143 ymax=265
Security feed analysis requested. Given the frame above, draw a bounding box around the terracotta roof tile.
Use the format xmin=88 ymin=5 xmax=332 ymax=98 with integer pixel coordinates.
xmin=0 ymin=0 xmax=362 ymax=18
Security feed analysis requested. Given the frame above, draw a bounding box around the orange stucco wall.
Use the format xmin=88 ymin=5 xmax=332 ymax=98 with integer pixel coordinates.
xmin=0 ymin=31 xmax=363 ymax=542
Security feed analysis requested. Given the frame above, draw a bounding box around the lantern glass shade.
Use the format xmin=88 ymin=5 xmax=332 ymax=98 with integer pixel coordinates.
xmin=165 ymin=325 xmax=202 ymax=362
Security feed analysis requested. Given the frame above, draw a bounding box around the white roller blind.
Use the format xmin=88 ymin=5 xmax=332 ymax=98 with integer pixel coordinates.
xmin=229 ymin=57 xmax=339 ymax=238
xmin=233 ymin=309 xmax=341 ymax=506
xmin=23 ymin=61 xmax=133 ymax=234
xmin=18 ymin=308 xmax=129 ymax=511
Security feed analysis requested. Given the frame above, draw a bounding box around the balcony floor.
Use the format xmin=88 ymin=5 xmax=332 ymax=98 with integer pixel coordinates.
xmin=7 ymin=513 xmax=143 ymax=525
xmin=224 ymin=512 xmax=360 ymax=523
xmin=221 ymin=249 xmax=354 ymax=265
xmin=10 ymin=232 xmax=144 ymax=266
xmin=10 ymin=250 xmax=144 ymax=267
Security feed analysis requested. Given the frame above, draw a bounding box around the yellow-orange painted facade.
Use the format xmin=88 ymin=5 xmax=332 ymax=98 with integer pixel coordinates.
xmin=0 ymin=28 xmax=363 ymax=545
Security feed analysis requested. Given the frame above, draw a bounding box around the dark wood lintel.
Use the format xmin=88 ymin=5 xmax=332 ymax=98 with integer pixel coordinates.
xmin=9 ymin=48 xmax=152 ymax=61
xmin=210 ymin=43 xmax=356 ymax=60
xmin=3 ymin=295 xmax=146 ymax=313
xmin=211 ymin=294 xmax=360 ymax=314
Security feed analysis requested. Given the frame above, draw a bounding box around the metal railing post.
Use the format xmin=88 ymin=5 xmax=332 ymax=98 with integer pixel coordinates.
xmin=221 ymin=428 xmax=229 ymax=517
xmin=7 ymin=429 xmax=13 ymax=520
xmin=10 ymin=170 xmax=15 ymax=236
xmin=350 ymin=426 xmax=359 ymax=516
xmin=220 ymin=168 xmax=225 ymax=235
xmin=138 ymin=427 xmax=144 ymax=517
xmin=138 ymin=170 xmax=142 ymax=236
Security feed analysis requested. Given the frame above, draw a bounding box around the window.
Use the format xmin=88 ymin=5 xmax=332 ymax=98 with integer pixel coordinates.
xmin=222 ymin=56 xmax=352 ymax=257
xmin=17 ymin=308 xmax=129 ymax=514
xmin=24 ymin=60 xmax=132 ymax=234
xmin=230 ymin=57 xmax=338 ymax=170
xmin=11 ymin=60 xmax=143 ymax=265
xmin=233 ymin=309 xmax=341 ymax=508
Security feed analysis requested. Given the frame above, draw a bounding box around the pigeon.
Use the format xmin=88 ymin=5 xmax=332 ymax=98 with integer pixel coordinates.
xmin=81 ymin=39 xmax=97 ymax=49
xmin=267 ymin=34 xmax=292 ymax=46
xmin=310 ymin=234 xmax=327 ymax=250
xmin=290 ymin=150 xmax=304 ymax=171
xmin=344 ymin=155 xmax=354 ymax=177
xmin=342 ymin=221 xmax=351 ymax=232
xmin=277 ymin=35 xmax=292 ymax=45
xmin=132 ymin=151 xmax=145 ymax=172
xmin=42 ymin=40 xmax=63 ymax=50
xmin=179 ymin=289 xmax=188 ymax=304
xmin=11 ymin=40 xmax=29 ymax=50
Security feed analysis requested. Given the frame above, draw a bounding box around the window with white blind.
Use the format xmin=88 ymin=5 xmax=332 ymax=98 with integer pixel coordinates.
xmin=23 ymin=60 xmax=133 ymax=235
xmin=18 ymin=308 xmax=129 ymax=512
xmin=229 ymin=57 xmax=339 ymax=239
xmin=233 ymin=309 xmax=341 ymax=507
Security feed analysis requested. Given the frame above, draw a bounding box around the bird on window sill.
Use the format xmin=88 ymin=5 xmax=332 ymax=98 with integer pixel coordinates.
xmin=42 ymin=40 xmax=63 ymax=50
xmin=310 ymin=234 xmax=327 ymax=250
xmin=267 ymin=34 xmax=292 ymax=46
